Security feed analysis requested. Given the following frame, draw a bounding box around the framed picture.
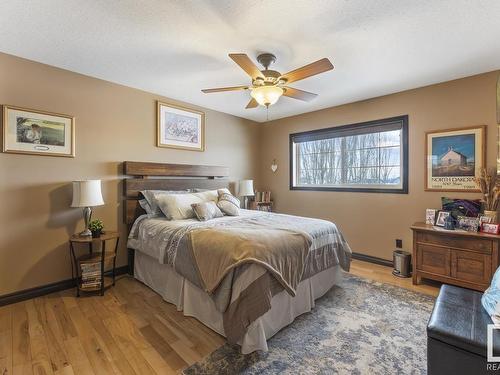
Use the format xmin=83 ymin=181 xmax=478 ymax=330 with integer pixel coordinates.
xmin=157 ymin=101 xmax=204 ymax=151
xmin=435 ymin=210 xmax=451 ymax=227
xmin=425 ymin=209 xmax=437 ymax=225
xmin=457 ymin=216 xmax=480 ymax=232
xmin=425 ymin=126 xmax=486 ymax=192
xmin=479 ymin=214 xmax=493 ymax=225
xmin=481 ymin=223 xmax=500 ymax=234
xmin=2 ymin=105 xmax=75 ymax=157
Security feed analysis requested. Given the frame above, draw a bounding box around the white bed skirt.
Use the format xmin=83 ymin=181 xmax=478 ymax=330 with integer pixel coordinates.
xmin=134 ymin=251 xmax=343 ymax=353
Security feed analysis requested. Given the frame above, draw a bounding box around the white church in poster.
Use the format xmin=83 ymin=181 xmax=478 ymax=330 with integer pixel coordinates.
xmin=439 ymin=147 xmax=467 ymax=166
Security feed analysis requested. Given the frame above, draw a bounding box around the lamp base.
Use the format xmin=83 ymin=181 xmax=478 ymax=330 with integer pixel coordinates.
xmin=79 ymin=228 xmax=92 ymax=237
xmin=81 ymin=206 xmax=93 ymax=237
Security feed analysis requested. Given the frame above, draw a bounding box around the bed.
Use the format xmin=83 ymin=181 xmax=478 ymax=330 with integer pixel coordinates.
xmin=124 ymin=161 xmax=352 ymax=353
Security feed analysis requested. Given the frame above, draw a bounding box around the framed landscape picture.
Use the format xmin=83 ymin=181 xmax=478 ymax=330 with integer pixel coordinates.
xmin=157 ymin=101 xmax=204 ymax=151
xmin=2 ymin=105 xmax=75 ymax=157
xmin=425 ymin=126 xmax=485 ymax=192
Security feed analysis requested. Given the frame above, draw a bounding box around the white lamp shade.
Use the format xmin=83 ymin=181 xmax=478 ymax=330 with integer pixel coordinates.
xmin=71 ymin=180 xmax=104 ymax=207
xmin=239 ymin=180 xmax=255 ymax=197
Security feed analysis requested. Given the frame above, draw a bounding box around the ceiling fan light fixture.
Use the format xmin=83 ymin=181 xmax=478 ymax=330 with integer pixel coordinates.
xmin=250 ymin=86 xmax=284 ymax=107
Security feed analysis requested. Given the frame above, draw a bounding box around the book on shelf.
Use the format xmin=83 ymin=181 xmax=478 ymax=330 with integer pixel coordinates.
xmin=253 ymin=191 xmax=272 ymax=203
xmin=80 ymin=282 xmax=102 ymax=289
xmin=82 ymin=274 xmax=101 ymax=280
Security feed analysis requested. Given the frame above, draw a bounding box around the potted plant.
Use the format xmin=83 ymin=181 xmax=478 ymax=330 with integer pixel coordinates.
xmin=89 ymin=219 xmax=104 ymax=238
xmin=475 ymin=168 xmax=500 ymax=223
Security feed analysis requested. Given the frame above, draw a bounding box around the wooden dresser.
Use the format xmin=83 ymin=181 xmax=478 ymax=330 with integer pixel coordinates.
xmin=411 ymin=222 xmax=500 ymax=291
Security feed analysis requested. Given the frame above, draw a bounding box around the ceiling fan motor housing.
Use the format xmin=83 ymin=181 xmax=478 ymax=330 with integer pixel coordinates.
xmin=256 ymin=53 xmax=277 ymax=69
xmin=254 ymin=69 xmax=281 ymax=86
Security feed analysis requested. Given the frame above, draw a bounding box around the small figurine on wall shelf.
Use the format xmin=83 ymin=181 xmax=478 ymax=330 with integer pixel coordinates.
xmin=89 ymin=219 xmax=104 ymax=238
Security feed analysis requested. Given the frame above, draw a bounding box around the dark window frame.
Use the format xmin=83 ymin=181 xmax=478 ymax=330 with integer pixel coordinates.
xmin=289 ymin=115 xmax=409 ymax=194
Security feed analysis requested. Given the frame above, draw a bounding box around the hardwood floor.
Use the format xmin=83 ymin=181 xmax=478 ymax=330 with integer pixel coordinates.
xmin=350 ymin=259 xmax=441 ymax=297
xmin=0 ymin=260 xmax=439 ymax=374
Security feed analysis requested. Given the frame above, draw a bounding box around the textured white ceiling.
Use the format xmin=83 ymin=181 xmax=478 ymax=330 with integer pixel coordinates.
xmin=1 ymin=0 xmax=500 ymax=122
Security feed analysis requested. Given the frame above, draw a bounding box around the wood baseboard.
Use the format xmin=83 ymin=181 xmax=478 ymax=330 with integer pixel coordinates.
xmin=0 ymin=266 xmax=128 ymax=306
xmin=352 ymin=252 xmax=393 ymax=268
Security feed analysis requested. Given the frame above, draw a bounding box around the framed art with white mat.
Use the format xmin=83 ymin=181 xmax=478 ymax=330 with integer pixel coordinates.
xmin=156 ymin=101 xmax=204 ymax=151
xmin=425 ymin=125 xmax=485 ymax=192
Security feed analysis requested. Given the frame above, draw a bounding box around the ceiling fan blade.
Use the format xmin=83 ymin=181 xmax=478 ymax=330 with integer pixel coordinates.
xmin=245 ymin=98 xmax=259 ymax=109
xmin=283 ymin=87 xmax=318 ymax=101
xmin=229 ymin=54 xmax=265 ymax=80
xmin=279 ymin=58 xmax=333 ymax=84
xmin=201 ymin=85 xmax=248 ymax=93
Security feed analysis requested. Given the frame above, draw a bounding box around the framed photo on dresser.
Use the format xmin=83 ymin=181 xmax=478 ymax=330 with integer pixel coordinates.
xmin=425 ymin=126 xmax=486 ymax=192
xmin=156 ymin=101 xmax=205 ymax=151
xmin=2 ymin=105 xmax=75 ymax=157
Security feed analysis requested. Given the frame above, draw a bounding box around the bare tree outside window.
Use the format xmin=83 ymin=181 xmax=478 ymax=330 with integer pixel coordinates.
xmin=290 ymin=116 xmax=408 ymax=193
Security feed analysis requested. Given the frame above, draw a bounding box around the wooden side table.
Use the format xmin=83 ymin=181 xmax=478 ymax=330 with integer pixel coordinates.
xmin=69 ymin=231 xmax=120 ymax=296
xmin=411 ymin=222 xmax=500 ymax=291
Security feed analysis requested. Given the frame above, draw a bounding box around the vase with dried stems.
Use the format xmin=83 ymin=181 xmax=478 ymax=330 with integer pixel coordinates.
xmin=474 ymin=168 xmax=500 ymax=223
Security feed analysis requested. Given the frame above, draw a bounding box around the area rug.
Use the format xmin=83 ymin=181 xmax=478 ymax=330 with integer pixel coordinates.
xmin=183 ymin=274 xmax=435 ymax=375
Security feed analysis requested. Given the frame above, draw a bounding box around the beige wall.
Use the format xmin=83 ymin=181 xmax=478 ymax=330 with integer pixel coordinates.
xmin=0 ymin=53 xmax=260 ymax=296
xmin=1 ymin=50 xmax=498 ymax=296
xmin=258 ymin=71 xmax=499 ymax=261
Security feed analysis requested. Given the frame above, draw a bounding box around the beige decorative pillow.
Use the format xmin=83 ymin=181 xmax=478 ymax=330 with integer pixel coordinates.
xmin=191 ymin=201 xmax=224 ymax=221
xmin=156 ymin=193 xmax=202 ymax=220
xmin=141 ymin=189 xmax=192 ymax=217
xmin=217 ymin=192 xmax=241 ymax=216
xmin=194 ymin=188 xmax=230 ymax=202
xmin=156 ymin=189 xmax=231 ymax=220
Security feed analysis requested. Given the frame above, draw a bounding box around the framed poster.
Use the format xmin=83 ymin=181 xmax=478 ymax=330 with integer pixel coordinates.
xmin=425 ymin=126 xmax=485 ymax=192
xmin=2 ymin=105 xmax=75 ymax=157
xmin=156 ymin=101 xmax=204 ymax=151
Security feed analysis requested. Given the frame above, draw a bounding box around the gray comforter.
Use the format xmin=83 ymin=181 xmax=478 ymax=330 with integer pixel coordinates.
xmin=128 ymin=210 xmax=351 ymax=343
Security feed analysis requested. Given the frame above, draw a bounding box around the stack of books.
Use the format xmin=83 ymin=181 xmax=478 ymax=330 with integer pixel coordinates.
xmin=255 ymin=191 xmax=272 ymax=203
xmin=80 ymin=262 xmax=102 ymax=290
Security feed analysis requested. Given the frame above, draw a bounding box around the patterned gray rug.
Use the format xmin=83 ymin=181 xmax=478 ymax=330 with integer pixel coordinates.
xmin=183 ymin=273 xmax=435 ymax=375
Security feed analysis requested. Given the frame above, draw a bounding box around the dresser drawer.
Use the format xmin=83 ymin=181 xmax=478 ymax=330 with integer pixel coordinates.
xmin=417 ymin=232 xmax=492 ymax=254
xmin=451 ymin=249 xmax=492 ymax=285
xmin=417 ymin=244 xmax=451 ymax=276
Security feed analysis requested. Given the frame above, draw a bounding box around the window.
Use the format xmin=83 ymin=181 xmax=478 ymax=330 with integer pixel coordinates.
xmin=290 ymin=115 xmax=408 ymax=193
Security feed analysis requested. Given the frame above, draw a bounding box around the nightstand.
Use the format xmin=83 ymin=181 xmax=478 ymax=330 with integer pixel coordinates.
xmin=69 ymin=231 xmax=120 ymax=296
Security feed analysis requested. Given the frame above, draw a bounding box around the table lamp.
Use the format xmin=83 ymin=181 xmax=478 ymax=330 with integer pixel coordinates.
xmin=239 ymin=179 xmax=254 ymax=209
xmin=71 ymin=180 xmax=104 ymax=236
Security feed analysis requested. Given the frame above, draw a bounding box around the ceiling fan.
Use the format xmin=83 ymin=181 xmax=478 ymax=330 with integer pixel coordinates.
xmin=201 ymin=53 xmax=334 ymax=109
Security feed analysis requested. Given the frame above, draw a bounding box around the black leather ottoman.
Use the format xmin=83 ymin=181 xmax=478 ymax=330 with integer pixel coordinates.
xmin=427 ymin=284 xmax=500 ymax=374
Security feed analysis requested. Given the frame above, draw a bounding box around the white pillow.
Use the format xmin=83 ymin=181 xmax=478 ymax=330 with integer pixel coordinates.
xmin=194 ymin=188 xmax=230 ymax=202
xmin=157 ymin=189 xmax=230 ymax=220
xmin=141 ymin=189 xmax=192 ymax=216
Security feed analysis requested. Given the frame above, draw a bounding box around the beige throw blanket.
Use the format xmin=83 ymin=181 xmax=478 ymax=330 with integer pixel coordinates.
xmin=188 ymin=224 xmax=313 ymax=298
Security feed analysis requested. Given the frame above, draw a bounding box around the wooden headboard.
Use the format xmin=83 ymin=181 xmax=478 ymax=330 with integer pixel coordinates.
xmin=123 ymin=161 xmax=229 ymax=225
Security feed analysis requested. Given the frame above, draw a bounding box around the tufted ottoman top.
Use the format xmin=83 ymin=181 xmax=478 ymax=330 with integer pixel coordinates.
xmin=427 ymin=284 xmax=500 ymax=357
